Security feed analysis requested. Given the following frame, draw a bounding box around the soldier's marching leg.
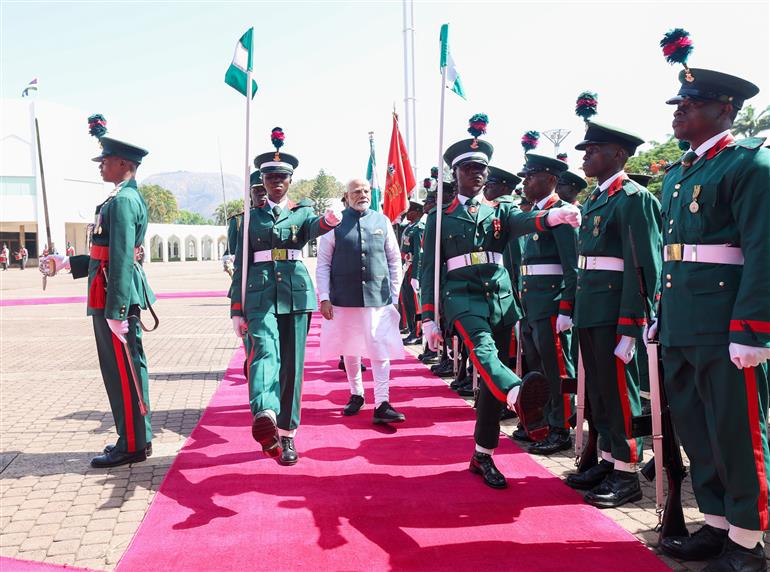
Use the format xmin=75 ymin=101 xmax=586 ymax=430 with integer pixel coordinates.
xmin=275 ymin=311 xmax=311 ymax=466
xmin=401 ymin=276 xmax=419 ymax=344
xmin=529 ymin=316 xmax=575 ymax=455
xmin=90 ymin=314 xmax=150 ymax=468
xmin=245 ymin=312 xmax=282 ymax=458
xmin=661 ymin=345 xmax=769 ymax=563
xmin=513 ymin=318 xmax=540 ymax=442
xmin=581 ymin=326 xmax=643 ymax=508
xmin=456 ymin=315 xmax=518 ymax=490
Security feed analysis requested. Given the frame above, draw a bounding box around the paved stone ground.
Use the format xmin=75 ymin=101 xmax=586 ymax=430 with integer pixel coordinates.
xmin=1 ymin=260 xmax=766 ymax=570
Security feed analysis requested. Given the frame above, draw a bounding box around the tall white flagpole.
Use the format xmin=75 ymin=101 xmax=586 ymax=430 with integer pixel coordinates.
xmin=409 ymin=0 xmax=418 ymax=177
xmin=240 ymin=63 xmax=253 ymax=312
xmin=433 ymin=64 xmax=447 ymax=327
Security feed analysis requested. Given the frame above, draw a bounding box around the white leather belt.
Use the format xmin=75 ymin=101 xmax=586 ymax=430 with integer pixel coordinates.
xmin=253 ymin=249 xmax=303 ymax=262
xmin=664 ymin=243 xmax=744 ymax=265
xmin=447 ymin=251 xmax=503 ymax=272
xmin=577 ymin=255 xmax=624 ymax=271
xmin=520 ymin=264 xmax=563 ymax=276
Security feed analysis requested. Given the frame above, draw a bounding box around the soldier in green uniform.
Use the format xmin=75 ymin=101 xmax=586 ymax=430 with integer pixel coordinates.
xmin=564 ymin=121 xmax=662 ymax=509
xmin=516 ymin=153 xmax=578 ymax=455
xmin=649 ymin=69 xmax=770 ymax=571
xmin=230 ymin=132 xmax=339 ymax=466
xmin=420 ymin=136 xmax=580 ymax=489
xmin=41 ymin=134 xmax=155 ymax=468
xmin=399 ymin=197 xmax=425 ymax=345
xmin=556 ymin=170 xmax=587 ymax=206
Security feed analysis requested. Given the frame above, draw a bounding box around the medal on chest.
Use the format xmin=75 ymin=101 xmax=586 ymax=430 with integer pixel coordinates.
xmin=492 ymin=218 xmax=502 ymax=239
xmin=532 ymin=233 xmax=539 ymax=241
xmin=689 ymin=184 xmax=701 ymax=214
xmin=592 ymin=215 xmax=602 ymax=237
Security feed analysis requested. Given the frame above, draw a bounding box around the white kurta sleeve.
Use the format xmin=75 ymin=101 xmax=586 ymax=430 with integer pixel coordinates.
xmin=315 ymin=231 xmax=335 ymax=303
xmin=384 ymin=222 xmax=403 ymax=304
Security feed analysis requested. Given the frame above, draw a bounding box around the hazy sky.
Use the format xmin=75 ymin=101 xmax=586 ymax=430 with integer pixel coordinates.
xmin=2 ymin=1 xmax=768 ymax=200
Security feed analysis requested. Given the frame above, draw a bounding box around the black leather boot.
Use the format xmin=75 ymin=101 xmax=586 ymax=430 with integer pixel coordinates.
xmin=469 ymin=452 xmax=507 ymax=489
xmin=660 ymin=524 xmax=728 ymax=561
xmin=565 ymin=459 xmax=614 ymax=490
xmin=583 ymin=469 xmax=642 ymax=508
xmin=278 ymin=437 xmax=298 ymax=466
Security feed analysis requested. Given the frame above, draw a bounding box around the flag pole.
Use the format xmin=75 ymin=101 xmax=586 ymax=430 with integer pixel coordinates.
xmin=240 ymin=52 xmax=253 ymax=312
xmin=433 ymin=64 xmax=448 ymax=328
xmin=217 ymin=137 xmax=228 ymax=227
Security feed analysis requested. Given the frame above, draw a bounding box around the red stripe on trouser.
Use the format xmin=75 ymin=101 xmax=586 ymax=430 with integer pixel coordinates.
xmin=614 ymin=335 xmax=637 ymax=463
xmin=550 ymin=316 xmax=571 ymax=428
xmin=454 ymin=320 xmax=508 ymax=403
xmin=743 ymin=367 xmax=770 ymax=529
xmin=111 ymin=334 xmax=136 ymax=453
xmin=508 ymin=328 xmax=517 ymax=359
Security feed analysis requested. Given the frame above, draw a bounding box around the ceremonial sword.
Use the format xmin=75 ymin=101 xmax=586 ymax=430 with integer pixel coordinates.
xmin=35 ymin=118 xmax=55 ymax=289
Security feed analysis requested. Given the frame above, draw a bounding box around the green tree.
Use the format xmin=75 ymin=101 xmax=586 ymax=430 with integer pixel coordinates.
xmin=307 ymin=169 xmax=345 ymax=216
xmin=213 ymin=199 xmax=244 ymax=225
xmin=175 ymin=210 xmax=211 ymax=225
xmin=288 ymin=179 xmax=315 ymax=203
xmin=732 ymin=104 xmax=770 ymax=138
xmin=138 ymin=184 xmax=178 ymax=223
xmin=625 ymin=136 xmax=684 ymax=197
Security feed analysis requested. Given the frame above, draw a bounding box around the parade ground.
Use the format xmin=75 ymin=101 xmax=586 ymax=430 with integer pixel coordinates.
xmin=0 ymin=262 xmax=767 ymax=571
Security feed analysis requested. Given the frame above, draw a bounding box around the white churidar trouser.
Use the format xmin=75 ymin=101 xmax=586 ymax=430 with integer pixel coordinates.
xmin=343 ymin=356 xmax=391 ymax=407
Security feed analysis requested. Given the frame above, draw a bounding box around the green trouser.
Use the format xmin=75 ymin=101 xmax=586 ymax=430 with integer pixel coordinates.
xmin=245 ymin=312 xmax=310 ymax=430
xmin=520 ymin=316 xmax=575 ymax=430
xmin=454 ymin=314 xmax=520 ymax=450
xmin=399 ymin=266 xmax=419 ymax=336
xmin=92 ymin=307 xmax=152 ymax=454
xmin=663 ymin=345 xmax=770 ymax=530
xmin=637 ymin=338 xmax=650 ymax=394
xmin=577 ymin=326 xmax=642 ymax=464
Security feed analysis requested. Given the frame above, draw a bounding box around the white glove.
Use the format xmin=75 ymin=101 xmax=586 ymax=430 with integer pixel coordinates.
xmin=546 ymin=204 xmax=581 ymax=228
xmin=323 ymin=209 xmax=340 ymax=227
xmin=106 ymin=318 xmax=129 ymax=343
xmin=421 ymin=320 xmax=442 ymax=352
xmin=644 ymin=319 xmax=658 ymax=343
xmin=410 ymin=278 xmax=420 ymax=292
xmin=506 ymin=385 xmax=521 ymax=411
xmin=729 ymin=343 xmax=770 ymax=369
xmin=232 ymin=316 xmax=247 ymax=338
xmin=614 ymin=335 xmax=637 ymax=364
xmin=39 ymin=254 xmax=69 ymax=276
xmin=555 ymin=314 xmax=573 ymax=333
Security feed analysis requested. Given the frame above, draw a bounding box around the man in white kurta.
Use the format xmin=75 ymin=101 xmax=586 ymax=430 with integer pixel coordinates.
xmin=317 ymin=179 xmax=406 ymax=424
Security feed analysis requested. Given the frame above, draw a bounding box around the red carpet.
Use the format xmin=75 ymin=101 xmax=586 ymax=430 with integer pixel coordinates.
xmin=118 ymin=315 xmax=668 ymax=571
xmin=0 ymin=557 xmax=94 ymax=571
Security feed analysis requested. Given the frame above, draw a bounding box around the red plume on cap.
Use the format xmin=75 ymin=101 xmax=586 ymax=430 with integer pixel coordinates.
xmin=467 ymin=113 xmax=488 ymax=148
xmin=575 ymin=92 xmax=598 ymax=122
xmin=271 ymin=127 xmax=285 ymax=160
xmin=521 ymin=131 xmax=540 ymax=152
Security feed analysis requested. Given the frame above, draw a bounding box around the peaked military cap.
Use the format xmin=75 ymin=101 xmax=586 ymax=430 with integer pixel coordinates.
xmin=575 ymin=121 xmax=645 ymax=156
xmin=443 ymin=138 xmax=494 ymax=168
xmin=487 ymin=166 xmax=522 ymax=187
xmin=558 ymin=170 xmax=588 ymax=190
xmin=91 ymin=136 xmax=148 ymax=164
xmin=249 ymin=170 xmax=263 ymax=187
xmin=408 ymin=195 xmax=425 ymax=208
xmin=253 ymin=152 xmax=299 ymax=175
xmin=627 ymin=173 xmax=652 ymax=187
xmin=666 ymin=68 xmax=759 ymax=110
xmin=517 ymin=153 xmax=569 ymax=177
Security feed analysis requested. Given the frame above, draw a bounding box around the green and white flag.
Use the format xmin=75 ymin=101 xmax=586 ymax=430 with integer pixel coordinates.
xmin=224 ymin=28 xmax=257 ymax=98
xmin=367 ymin=134 xmax=382 ymax=212
xmin=439 ymin=24 xmax=465 ymax=99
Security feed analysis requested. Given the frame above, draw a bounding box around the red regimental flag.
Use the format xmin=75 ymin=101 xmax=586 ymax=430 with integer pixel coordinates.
xmin=383 ymin=112 xmax=416 ymax=222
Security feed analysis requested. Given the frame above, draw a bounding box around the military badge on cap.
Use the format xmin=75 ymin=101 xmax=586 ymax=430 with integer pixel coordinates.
xmin=575 ymin=121 xmax=645 ymax=156
xmin=517 ymin=153 xmax=569 ymax=178
xmin=87 ymin=113 xmax=148 ymax=165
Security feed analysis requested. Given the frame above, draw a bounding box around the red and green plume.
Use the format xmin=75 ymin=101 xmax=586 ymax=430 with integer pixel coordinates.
xmin=660 ymin=28 xmax=693 ymax=66
xmin=87 ymin=114 xmax=107 ymax=139
xmin=271 ymin=127 xmax=285 ymax=151
xmin=467 ymin=113 xmax=489 ymax=138
xmin=521 ymin=130 xmax=540 ymax=152
xmin=575 ymin=91 xmax=598 ymax=122
xmin=423 ymin=178 xmax=433 ymax=190
xmin=557 ymin=152 xmax=568 ymax=162
xmin=430 ymin=166 xmax=439 ymax=179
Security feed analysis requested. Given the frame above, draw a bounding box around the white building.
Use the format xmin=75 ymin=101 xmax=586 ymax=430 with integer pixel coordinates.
xmin=0 ymin=98 xmax=226 ymax=263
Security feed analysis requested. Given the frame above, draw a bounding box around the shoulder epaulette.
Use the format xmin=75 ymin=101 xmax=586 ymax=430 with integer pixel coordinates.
xmin=623 ymin=179 xmax=643 ymax=195
xmin=730 ymin=137 xmax=766 ymax=151
xmin=294 ymin=198 xmax=314 ymax=209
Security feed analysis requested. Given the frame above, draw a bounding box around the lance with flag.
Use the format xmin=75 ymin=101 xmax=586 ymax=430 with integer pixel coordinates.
xmin=383 ymin=111 xmax=416 ymax=222
xmin=367 ymin=131 xmax=383 ymax=212
xmin=224 ymin=27 xmax=256 ymax=313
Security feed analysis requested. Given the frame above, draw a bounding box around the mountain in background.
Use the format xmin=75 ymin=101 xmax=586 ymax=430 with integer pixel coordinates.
xmin=141 ymin=171 xmax=243 ymax=218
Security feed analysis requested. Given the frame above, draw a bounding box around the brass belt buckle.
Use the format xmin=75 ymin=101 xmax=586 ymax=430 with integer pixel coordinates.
xmin=469 ymin=252 xmax=484 ymax=265
xmin=521 ymin=265 xmax=529 ymax=276
xmin=665 ymin=244 xmax=683 ymax=261
xmin=577 ymin=255 xmax=586 ymax=270
xmin=272 ymin=248 xmax=287 ymax=261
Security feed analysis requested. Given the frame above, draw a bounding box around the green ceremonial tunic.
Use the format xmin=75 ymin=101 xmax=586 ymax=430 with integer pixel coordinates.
xmin=659 ymin=134 xmax=770 ymax=530
xmin=421 ymin=194 xmax=551 ymax=449
xmin=574 ymin=175 xmax=662 ymax=464
xmin=230 ymin=199 xmax=334 ymax=429
xmin=69 ymin=179 xmax=155 ymax=454
xmin=520 ymin=193 xmax=578 ymax=430
xmin=399 ymin=221 xmax=423 ymax=336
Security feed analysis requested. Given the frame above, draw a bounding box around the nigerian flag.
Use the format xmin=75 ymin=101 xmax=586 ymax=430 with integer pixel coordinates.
xmin=367 ymin=134 xmax=382 ymax=212
xmin=440 ymin=24 xmax=465 ymax=99
xmin=225 ymin=28 xmax=258 ymax=98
